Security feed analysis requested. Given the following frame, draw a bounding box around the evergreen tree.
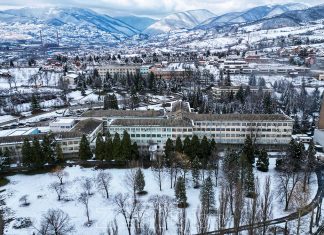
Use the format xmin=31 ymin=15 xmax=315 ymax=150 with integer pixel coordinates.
xmin=175 ymin=176 xmax=187 ymax=207
xmin=2 ymin=148 xmax=10 ymax=166
xmin=175 ymin=136 xmax=183 ymax=153
xmin=95 ymin=133 xmax=105 ymax=160
xmin=242 ymin=136 xmax=255 ymax=165
xmin=244 ymin=165 xmax=255 ymax=198
xmin=192 ymin=157 xmax=201 ymax=188
xmin=236 ymin=86 xmax=245 ymax=103
xmin=32 ymin=138 xmax=45 ymax=166
xmin=42 ymin=135 xmax=54 ymax=163
xmin=248 ymin=74 xmax=257 ymax=86
xmin=225 ymin=71 xmax=231 ymax=86
xmin=55 ymin=144 xmax=64 ymax=163
xmin=121 ymin=130 xmax=132 ymax=161
xmin=79 ymin=134 xmax=92 ymax=160
xmin=148 ymin=71 xmax=156 ymax=91
xmin=81 ymin=86 xmax=86 ymax=96
xmin=256 ymin=149 xmax=269 ymax=172
xmin=105 ymin=131 xmax=113 ymax=160
xmin=112 ymin=133 xmax=121 ymax=160
xmin=307 ymin=140 xmax=316 ymax=168
xmin=293 ymin=115 xmax=301 ymax=134
xmin=223 ymin=150 xmax=240 ymax=185
xmin=210 ymin=139 xmax=216 ymax=153
xmin=263 ymin=92 xmax=273 ymax=114
xmin=183 ymin=136 xmax=191 ymax=157
xmin=199 ymin=136 xmax=210 ymax=161
xmin=200 ymin=176 xmax=215 ymax=213
xmin=164 ymin=138 xmax=174 ymax=166
xmin=135 ymin=168 xmax=145 ymax=193
xmin=22 ymin=138 xmax=32 ymax=166
xmin=104 ymin=94 xmax=119 ymax=110
xmin=190 ymin=135 xmax=200 ymax=161
xmin=30 ymin=94 xmax=40 ymax=113
xmin=131 ymin=142 xmax=140 ymax=161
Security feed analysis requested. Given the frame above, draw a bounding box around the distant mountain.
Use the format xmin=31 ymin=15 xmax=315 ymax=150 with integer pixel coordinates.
xmin=254 ymin=4 xmax=324 ymax=30
xmin=143 ymin=9 xmax=216 ymax=35
xmin=0 ymin=7 xmax=140 ymax=37
xmin=196 ymin=3 xmax=308 ymax=30
xmin=116 ymin=16 xmax=156 ymax=31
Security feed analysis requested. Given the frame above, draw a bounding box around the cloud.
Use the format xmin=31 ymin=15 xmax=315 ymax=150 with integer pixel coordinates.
xmin=0 ymin=0 xmax=319 ymax=17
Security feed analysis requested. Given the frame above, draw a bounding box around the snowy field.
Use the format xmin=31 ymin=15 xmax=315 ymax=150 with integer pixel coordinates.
xmin=0 ymin=68 xmax=62 ymax=89
xmin=2 ymin=158 xmax=318 ymax=235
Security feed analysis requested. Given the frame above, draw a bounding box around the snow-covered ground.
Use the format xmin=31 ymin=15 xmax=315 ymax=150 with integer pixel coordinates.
xmin=2 ymin=158 xmax=318 ymax=235
xmin=0 ymin=68 xmax=62 ymax=89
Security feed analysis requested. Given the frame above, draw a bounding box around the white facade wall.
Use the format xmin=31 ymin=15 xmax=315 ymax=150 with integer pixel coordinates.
xmin=108 ymin=119 xmax=293 ymax=152
xmin=97 ymin=66 xmax=138 ymax=78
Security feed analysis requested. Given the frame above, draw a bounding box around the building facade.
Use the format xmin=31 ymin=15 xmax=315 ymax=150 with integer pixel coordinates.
xmin=106 ymin=111 xmax=293 ymax=154
xmin=97 ymin=65 xmax=138 ymax=78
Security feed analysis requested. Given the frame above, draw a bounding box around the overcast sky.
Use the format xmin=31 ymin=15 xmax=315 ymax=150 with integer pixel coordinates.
xmin=0 ymin=0 xmax=322 ymax=18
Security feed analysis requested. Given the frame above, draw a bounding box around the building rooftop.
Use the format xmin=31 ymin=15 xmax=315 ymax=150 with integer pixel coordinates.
xmin=50 ymin=118 xmax=75 ymax=125
xmin=183 ymin=113 xmax=293 ymax=122
xmin=213 ymin=86 xmax=271 ymax=90
xmin=0 ymin=127 xmax=40 ymax=138
xmin=82 ymin=109 xmax=164 ymax=118
xmin=110 ymin=118 xmax=192 ymax=127
xmin=71 ymin=119 xmax=102 ymax=135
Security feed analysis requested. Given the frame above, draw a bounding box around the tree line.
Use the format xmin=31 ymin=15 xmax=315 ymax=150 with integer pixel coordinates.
xmin=21 ymin=134 xmax=64 ymax=167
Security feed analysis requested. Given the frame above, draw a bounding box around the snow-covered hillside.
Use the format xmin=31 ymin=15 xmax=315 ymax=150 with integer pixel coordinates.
xmin=196 ymin=3 xmax=308 ymax=30
xmin=143 ymin=9 xmax=215 ymax=35
xmin=0 ymin=7 xmax=139 ymax=37
xmin=116 ymin=16 xmax=156 ymax=32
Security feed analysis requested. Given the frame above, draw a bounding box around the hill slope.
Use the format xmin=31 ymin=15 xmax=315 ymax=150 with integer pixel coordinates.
xmin=0 ymin=7 xmax=140 ymax=37
xmin=143 ymin=9 xmax=216 ymax=35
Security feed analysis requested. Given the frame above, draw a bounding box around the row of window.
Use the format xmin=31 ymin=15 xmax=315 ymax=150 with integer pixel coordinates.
xmin=110 ymin=124 xmax=292 ymax=133
xmin=61 ymin=140 xmax=79 ymax=146
xmin=195 ymin=122 xmax=292 ymax=127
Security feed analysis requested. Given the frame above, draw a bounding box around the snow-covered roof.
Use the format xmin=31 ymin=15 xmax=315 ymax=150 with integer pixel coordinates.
xmin=50 ymin=118 xmax=75 ymax=125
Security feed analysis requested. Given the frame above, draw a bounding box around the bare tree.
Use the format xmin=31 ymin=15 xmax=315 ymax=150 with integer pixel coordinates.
xmin=96 ymin=170 xmax=112 ymax=199
xmin=294 ymin=181 xmax=311 ymax=235
xmin=152 ymin=155 xmax=164 ymax=191
xmin=37 ymin=209 xmax=74 ymax=235
xmin=176 ymin=208 xmax=191 ymax=235
xmin=49 ymin=182 xmax=66 ymax=201
xmin=259 ymin=176 xmax=273 ymax=235
xmin=149 ymin=195 xmax=173 ymax=234
xmin=246 ymin=178 xmax=260 ymax=235
xmin=152 ymin=198 xmax=164 ymax=235
xmin=216 ymin=185 xmax=230 ymax=230
xmin=19 ymin=195 xmax=30 ymax=207
xmin=6 ymin=75 xmax=14 ymax=90
xmin=233 ymin=182 xmax=245 ymax=235
xmin=80 ymin=177 xmax=94 ymax=196
xmin=114 ymin=193 xmax=140 ymax=235
xmin=211 ymin=151 xmax=221 ymax=187
xmin=51 ymin=166 xmax=69 ymax=185
xmin=277 ymin=169 xmax=301 ymax=211
xmin=196 ymin=205 xmax=209 ymax=234
xmin=124 ymin=169 xmax=137 ymax=200
xmin=78 ymin=192 xmax=91 ymax=226
xmin=29 ymin=72 xmax=39 ymax=87
xmin=160 ymin=195 xmax=173 ymax=231
xmin=107 ymin=219 xmax=118 ymax=235
xmin=134 ymin=202 xmax=147 ymax=235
